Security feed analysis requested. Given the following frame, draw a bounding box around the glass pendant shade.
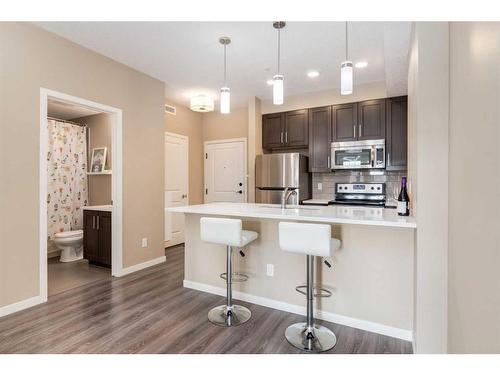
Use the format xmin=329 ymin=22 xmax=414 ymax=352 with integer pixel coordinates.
xmin=220 ymin=87 xmax=230 ymax=114
xmin=190 ymin=95 xmax=214 ymax=112
xmin=273 ymin=74 xmax=284 ymax=105
xmin=341 ymin=61 xmax=353 ymax=95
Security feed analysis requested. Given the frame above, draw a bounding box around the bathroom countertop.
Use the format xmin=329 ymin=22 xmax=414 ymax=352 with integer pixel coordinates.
xmin=83 ymin=205 xmax=112 ymax=212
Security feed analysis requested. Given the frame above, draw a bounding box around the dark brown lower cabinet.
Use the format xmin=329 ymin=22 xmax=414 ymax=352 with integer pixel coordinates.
xmin=83 ymin=210 xmax=111 ymax=268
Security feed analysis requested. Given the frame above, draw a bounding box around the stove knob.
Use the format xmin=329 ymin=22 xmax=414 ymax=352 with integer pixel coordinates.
xmin=371 ymin=187 xmax=375 ymax=190
xmin=377 ymin=186 xmax=381 ymax=190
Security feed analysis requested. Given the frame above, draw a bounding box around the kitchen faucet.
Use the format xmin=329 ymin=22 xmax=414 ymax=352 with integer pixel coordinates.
xmin=281 ymin=187 xmax=297 ymax=209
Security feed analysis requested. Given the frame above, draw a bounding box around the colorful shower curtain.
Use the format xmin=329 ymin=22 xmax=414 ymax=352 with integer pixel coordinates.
xmin=47 ymin=119 xmax=88 ymax=241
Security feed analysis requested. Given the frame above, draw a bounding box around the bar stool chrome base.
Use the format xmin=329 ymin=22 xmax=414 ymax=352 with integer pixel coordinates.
xmin=208 ymin=305 xmax=251 ymax=327
xmin=285 ymin=323 xmax=337 ymax=352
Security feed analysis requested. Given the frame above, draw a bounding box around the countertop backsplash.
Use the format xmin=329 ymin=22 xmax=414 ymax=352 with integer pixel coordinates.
xmin=312 ymin=170 xmax=408 ymax=207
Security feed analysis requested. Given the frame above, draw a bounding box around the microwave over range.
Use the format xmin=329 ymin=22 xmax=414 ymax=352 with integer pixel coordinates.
xmin=330 ymin=139 xmax=385 ymax=170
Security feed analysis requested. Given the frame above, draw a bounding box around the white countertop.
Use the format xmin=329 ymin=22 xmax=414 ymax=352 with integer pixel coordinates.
xmin=82 ymin=205 xmax=112 ymax=212
xmin=168 ymin=202 xmax=416 ymax=229
xmin=302 ymin=199 xmax=330 ymax=205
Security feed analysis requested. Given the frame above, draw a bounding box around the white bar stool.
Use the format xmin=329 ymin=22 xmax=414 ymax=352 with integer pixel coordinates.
xmin=278 ymin=221 xmax=341 ymax=352
xmin=200 ymin=217 xmax=258 ymax=327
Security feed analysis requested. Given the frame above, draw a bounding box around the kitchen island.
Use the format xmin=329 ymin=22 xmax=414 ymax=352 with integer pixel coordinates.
xmin=168 ymin=202 xmax=416 ymax=341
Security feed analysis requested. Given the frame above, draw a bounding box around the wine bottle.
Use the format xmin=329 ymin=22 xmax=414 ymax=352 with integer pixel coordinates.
xmin=397 ymin=177 xmax=410 ymax=216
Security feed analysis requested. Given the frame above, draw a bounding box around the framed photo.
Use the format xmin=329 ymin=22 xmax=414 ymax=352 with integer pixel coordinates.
xmin=90 ymin=147 xmax=107 ymax=173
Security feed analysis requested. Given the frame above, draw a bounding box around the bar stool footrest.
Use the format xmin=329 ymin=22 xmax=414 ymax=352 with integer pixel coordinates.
xmin=220 ymin=272 xmax=249 ymax=282
xmin=295 ymin=285 xmax=332 ymax=298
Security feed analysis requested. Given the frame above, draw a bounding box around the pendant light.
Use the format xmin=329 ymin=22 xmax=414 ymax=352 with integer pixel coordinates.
xmin=273 ymin=21 xmax=286 ymax=105
xmin=219 ymin=37 xmax=231 ymax=114
xmin=341 ymin=22 xmax=353 ymax=95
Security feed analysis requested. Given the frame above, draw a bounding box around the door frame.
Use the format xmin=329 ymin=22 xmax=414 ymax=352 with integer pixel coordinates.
xmin=203 ymin=138 xmax=248 ymax=203
xmin=164 ymin=131 xmax=189 ymax=247
xmin=40 ymin=88 xmax=124 ymax=303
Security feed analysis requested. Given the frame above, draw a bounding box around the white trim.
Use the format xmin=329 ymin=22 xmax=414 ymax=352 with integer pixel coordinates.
xmin=183 ymin=279 xmax=413 ymax=342
xmin=203 ymin=137 xmax=248 ymax=204
xmin=40 ymin=88 xmax=124 ymax=302
xmin=115 ymin=256 xmax=166 ymax=277
xmin=0 ymin=296 xmax=46 ymax=318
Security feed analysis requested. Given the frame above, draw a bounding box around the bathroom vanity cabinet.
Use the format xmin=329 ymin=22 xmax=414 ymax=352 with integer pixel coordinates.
xmin=83 ymin=209 xmax=111 ymax=268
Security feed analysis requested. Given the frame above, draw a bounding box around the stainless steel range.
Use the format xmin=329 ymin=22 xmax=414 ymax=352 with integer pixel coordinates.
xmin=330 ymin=183 xmax=386 ymax=207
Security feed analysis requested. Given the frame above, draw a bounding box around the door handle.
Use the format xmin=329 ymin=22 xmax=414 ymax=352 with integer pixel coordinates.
xmin=236 ymin=190 xmax=243 ymax=194
xmin=285 ymin=132 xmax=288 ymax=143
xmin=96 ymin=215 xmax=99 ymax=230
xmin=359 ymin=124 xmax=362 ymax=137
xmin=353 ymin=124 xmax=356 ymax=138
xmin=92 ymin=215 xmax=95 ymax=229
xmin=387 ymin=153 xmax=391 ymax=166
xmin=181 ymin=194 xmax=188 ymax=199
xmin=327 ymin=156 xmax=331 ymax=169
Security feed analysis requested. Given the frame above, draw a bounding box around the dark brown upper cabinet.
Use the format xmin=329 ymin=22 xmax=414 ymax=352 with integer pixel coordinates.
xmin=386 ymin=96 xmax=408 ymax=171
xmin=262 ymin=112 xmax=285 ymax=150
xmin=284 ymin=109 xmax=309 ymax=148
xmin=332 ymin=103 xmax=357 ymax=142
xmin=357 ymin=99 xmax=386 ymax=140
xmin=262 ymin=110 xmax=308 ymax=150
xmin=308 ymin=106 xmax=332 ymax=172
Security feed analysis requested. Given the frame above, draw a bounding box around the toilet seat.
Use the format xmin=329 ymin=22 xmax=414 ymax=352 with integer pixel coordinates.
xmin=54 ymin=229 xmax=83 ymax=239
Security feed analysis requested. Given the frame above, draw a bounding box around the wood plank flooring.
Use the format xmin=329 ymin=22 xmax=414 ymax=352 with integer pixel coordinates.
xmin=0 ymin=245 xmax=412 ymax=354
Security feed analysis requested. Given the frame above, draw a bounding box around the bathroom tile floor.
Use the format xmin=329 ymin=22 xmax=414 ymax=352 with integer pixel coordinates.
xmin=48 ymin=257 xmax=110 ymax=296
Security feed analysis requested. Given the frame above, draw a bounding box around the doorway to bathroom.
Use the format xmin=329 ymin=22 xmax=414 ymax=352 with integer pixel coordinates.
xmin=40 ymin=89 xmax=123 ymax=300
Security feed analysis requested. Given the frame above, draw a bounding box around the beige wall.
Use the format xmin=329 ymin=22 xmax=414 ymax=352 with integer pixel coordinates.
xmin=261 ymin=81 xmax=387 ymax=114
xmin=0 ymin=23 xmax=165 ymax=308
xmin=164 ymin=101 xmax=204 ymax=205
xmin=74 ymin=113 xmax=112 ymax=206
xmin=407 ymin=22 xmax=449 ymax=353
xmin=448 ymin=22 xmax=500 ymax=353
xmin=201 ymin=106 xmax=248 ymax=141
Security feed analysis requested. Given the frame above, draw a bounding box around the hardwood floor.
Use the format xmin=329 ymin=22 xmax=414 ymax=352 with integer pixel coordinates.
xmin=0 ymin=245 xmax=412 ymax=354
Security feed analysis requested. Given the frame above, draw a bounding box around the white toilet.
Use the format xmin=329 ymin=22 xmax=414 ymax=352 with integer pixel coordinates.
xmin=54 ymin=229 xmax=84 ymax=262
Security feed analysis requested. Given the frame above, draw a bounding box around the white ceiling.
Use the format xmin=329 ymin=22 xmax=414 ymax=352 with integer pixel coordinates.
xmin=48 ymin=99 xmax=101 ymax=120
xmin=36 ymin=22 xmax=411 ymax=108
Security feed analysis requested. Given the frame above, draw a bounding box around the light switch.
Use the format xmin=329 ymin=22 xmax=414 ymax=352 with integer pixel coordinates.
xmin=318 ymin=183 xmax=323 ymax=190
xmin=266 ymin=264 xmax=274 ymax=277
xmin=142 ymin=238 xmax=148 ymax=248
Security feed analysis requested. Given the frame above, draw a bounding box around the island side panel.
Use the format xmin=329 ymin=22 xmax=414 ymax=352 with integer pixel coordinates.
xmin=183 ymin=214 xmax=414 ymax=333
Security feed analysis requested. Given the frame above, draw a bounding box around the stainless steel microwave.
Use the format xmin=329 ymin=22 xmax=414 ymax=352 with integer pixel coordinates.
xmin=331 ymin=139 xmax=385 ymax=170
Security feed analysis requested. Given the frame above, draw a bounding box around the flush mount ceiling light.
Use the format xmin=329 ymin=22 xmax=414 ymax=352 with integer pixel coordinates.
xmin=355 ymin=61 xmax=368 ymax=68
xmin=219 ymin=36 xmax=231 ymax=114
xmin=307 ymin=71 xmax=320 ymax=78
xmin=341 ymin=22 xmax=353 ymax=96
xmin=190 ymin=95 xmax=214 ymax=112
xmin=272 ymin=21 xmax=286 ymax=105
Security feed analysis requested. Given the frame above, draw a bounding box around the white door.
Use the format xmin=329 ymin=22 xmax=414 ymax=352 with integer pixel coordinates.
xmin=165 ymin=132 xmax=188 ymax=247
xmin=205 ymin=139 xmax=247 ymax=203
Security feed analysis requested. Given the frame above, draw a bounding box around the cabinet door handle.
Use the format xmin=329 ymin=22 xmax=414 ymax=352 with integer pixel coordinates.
xmin=285 ymin=132 xmax=288 ymax=143
xmin=92 ymin=215 xmax=95 ymax=229
xmin=359 ymin=124 xmax=362 ymax=138
xmin=280 ymin=132 xmax=283 ymax=143
xmin=97 ymin=215 xmax=99 ymax=230
xmin=353 ymin=124 xmax=356 ymax=138
xmin=327 ymin=156 xmax=331 ymax=169
xmin=387 ymin=152 xmax=391 ymax=166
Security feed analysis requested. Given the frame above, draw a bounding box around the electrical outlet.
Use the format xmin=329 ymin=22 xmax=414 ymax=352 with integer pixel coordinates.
xmin=141 ymin=238 xmax=148 ymax=248
xmin=266 ymin=264 xmax=274 ymax=277
xmin=317 ymin=182 xmax=323 ymax=190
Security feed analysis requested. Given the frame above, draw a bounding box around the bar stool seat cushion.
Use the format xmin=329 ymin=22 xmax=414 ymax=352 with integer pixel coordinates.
xmin=200 ymin=217 xmax=258 ymax=248
xmin=279 ymin=222 xmax=340 ymax=257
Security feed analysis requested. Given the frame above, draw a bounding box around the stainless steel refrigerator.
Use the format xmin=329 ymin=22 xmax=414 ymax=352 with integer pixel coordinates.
xmin=255 ymin=153 xmax=311 ymax=205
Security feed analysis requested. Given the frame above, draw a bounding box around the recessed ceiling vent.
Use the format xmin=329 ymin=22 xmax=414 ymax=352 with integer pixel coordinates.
xmin=165 ymin=104 xmax=176 ymax=115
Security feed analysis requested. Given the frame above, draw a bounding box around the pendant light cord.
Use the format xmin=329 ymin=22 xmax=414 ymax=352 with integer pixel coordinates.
xmin=223 ymin=44 xmax=227 ymax=87
xmin=345 ymin=21 xmax=349 ymax=60
xmin=277 ymin=28 xmax=281 ymax=74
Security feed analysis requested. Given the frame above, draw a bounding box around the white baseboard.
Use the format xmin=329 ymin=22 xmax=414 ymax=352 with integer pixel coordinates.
xmin=0 ymin=295 xmax=46 ymax=318
xmin=183 ymin=279 xmax=413 ymax=342
xmin=115 ymin=255 xmax=166 ymax=277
